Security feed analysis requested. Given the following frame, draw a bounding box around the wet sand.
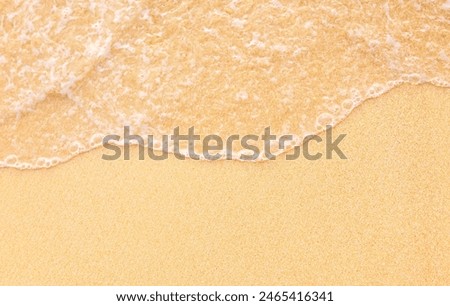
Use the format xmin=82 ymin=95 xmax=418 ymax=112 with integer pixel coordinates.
xmin=0 ymin=84 xmax=449 ymax=285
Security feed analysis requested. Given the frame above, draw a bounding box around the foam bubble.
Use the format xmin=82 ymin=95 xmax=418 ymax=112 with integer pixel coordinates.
xmin=401 ymin=73 xmax=424 ymax=84
xmin=5 ymin=155 xmax=18 ymax=166
xmin=367 ymin=83 xmax=387 ymax=98
xmin=341 ymin=99 xmax=354 ymax=111
xmin=316 ymin=113 xmax=334 ymax=130
xmin=89 ymin=133 xmax=105 ymax=148
xmin=35 ymin=157 xmax=52 ymax=169
xmin=69 ymin=141 xmax=84 ymax=154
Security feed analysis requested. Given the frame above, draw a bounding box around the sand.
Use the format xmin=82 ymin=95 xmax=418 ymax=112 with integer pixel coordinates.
xmin=0 ymin=84 xmax=449 ymax=285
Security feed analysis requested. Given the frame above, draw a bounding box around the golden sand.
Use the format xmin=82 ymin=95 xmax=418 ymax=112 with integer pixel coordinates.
xmin=1 ymin=84 xmax=448 ymax=285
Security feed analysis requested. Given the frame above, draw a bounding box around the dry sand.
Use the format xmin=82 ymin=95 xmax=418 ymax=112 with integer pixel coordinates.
xmin=0 ymin=84 xmax=449 ymax=285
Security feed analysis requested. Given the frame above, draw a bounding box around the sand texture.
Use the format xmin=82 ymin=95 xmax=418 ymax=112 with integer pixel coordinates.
xmin=0 ymin=85 xmax=448 ymax=285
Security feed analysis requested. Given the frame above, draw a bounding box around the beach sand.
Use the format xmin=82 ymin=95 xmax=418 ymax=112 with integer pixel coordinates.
xmin=0 ymin=84 xmax=449 ymax=285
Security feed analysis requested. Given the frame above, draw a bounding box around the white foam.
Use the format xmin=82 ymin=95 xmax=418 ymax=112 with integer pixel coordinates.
xmin=442 ymin=0 xmax=450 ymax=10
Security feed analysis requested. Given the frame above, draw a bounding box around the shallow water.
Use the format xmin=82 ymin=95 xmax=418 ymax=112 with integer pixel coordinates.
xmin=0 ymin=0 xmax=449 ymax=168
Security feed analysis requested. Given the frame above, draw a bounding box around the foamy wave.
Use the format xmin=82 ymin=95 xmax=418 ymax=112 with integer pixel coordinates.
xmin=0 ymin=1 xmax=449 ymax=169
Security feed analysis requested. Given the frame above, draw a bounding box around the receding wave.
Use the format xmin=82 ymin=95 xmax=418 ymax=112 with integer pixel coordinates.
xmin=0 ymin=0 xmax=449 ymax=169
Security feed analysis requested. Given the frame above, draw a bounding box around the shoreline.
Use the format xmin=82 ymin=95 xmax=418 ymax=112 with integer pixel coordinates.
xmin=1 ymin=82 xmax=448 ymax=170
xmin=1 ymin=84 xmax=449 ymax=285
